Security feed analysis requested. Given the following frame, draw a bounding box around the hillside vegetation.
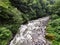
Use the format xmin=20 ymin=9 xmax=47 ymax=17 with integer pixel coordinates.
xmin=46 ymin=0 xmax=60 ymax=45
xmin=0 ymin=0 xmax=60 ymax=45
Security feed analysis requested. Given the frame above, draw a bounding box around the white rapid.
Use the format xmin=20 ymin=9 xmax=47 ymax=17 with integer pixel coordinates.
xmin=9 ymin=16 xmax=50 ymax=45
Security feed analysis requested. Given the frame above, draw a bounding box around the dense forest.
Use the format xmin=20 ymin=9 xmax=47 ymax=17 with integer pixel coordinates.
xmin=0 ymin=0 xmax=60 ymax=45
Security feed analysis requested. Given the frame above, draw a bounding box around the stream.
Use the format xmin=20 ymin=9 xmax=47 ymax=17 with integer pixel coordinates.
xmin=9 ymin=16 xmax=50 ymax=45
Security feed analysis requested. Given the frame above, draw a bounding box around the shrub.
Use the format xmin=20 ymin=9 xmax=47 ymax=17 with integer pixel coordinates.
xmin=51 ymin=14 xmax=59 ymax=20
xmin=0 ymin=27 xmax=12 ymax=40
xmin=46 ymin=16 xmax=60 ymax=45
xmin=52 ymin=40 xmax=59 ymax=45
xmin=0 ymin=27 xmax=12 ymax=45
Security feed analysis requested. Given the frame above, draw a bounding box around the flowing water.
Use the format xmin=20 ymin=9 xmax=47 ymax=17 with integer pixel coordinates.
xmin=9 ymin=16 xmax=50 ymax=45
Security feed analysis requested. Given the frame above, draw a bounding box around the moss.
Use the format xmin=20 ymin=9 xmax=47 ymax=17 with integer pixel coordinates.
xmin=45 ymin=33 xmax=55 ymax=40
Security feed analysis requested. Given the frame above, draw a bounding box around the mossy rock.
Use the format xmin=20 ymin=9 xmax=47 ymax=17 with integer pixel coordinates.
xmin=45 ymin=33 xmax=55 ymax=40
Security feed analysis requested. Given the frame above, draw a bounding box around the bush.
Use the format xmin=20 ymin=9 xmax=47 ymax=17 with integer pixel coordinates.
xmin=46 ymin=16 xmax=60 ymax=45
xmin=9 ymin=0 xmax=51 ymax=17
xmin=0 ymin=27 xmax=12 ymax=40
xmin=51 ymin=14 xmax=59 ymax=20
xmin=0 ymin=27 xmax=12 ymax=45
xmin=52 ymin=40 xmax=59 ymax=45
xmin=0 ymin=40 xmax=8 ymax=45
xmin=49 ymin=18 xmax=60 ymax=27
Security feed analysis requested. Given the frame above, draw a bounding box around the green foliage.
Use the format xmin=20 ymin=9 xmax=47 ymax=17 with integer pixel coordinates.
xmin=51 ymin=14 xmax=59 ymax=20
xmin=54 ymin=0 xmax=60 ymax=8
xmin=51 ymin=0 xmax=60 ymax=15
xmin=0 ymin=27 xmax=12 ymax=45
xmin=46 ymin=14 xmax=60 ymax=45
xmin=9 ymin=0 xmax=52 ymax=17
xmin=0 ymin=27 xmax=12 ymax=40
xmin=0 ymin=0 xmax=24 ymax=45
xmin=0 ymin=40 xmax=8 ymax=45
xmin=52 ymin=40 xmax=59 ymax=45
xmin=0 ymin=0 xmax=60 ymax=45
xmin=0 ymin=0 xmax=25 ymax=34
xmin=0 ymin=0 xmax=11 ymax=8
